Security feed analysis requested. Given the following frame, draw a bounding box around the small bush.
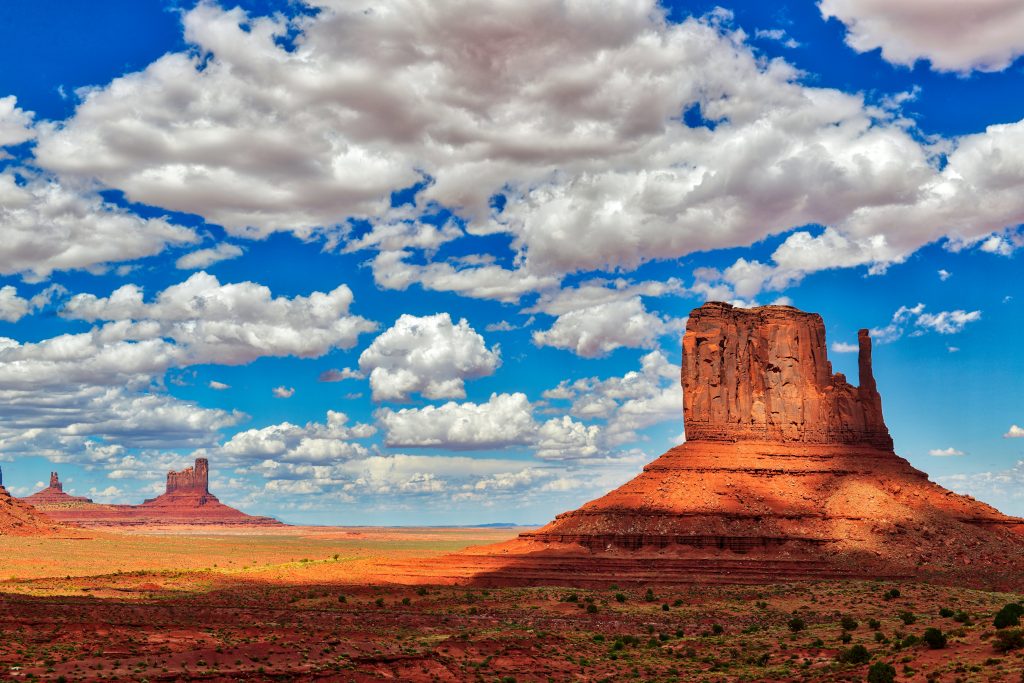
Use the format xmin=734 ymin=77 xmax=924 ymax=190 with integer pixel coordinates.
xmin=841 ymin=616 xmax=859 ymax=631
xmin=938 ymin=607 xmax=954 ymax=618
xmin=922 ymin=627 xmax=947 ymax=649
xmin=614 ymin=593 xmax=626 ymax=603
xmin=662 ymin=603 xmax=669 ymax=612
xmin=898 ymin=611 xmax=916 ymax=625
xmin=644 ymin=588 xmax=655 ymax=602
xmin=840 ymin=631 xmax=853 ymax=644
xmin=563 ymin=592 xmax=579 ymax=603
xmin=994 ymin=603 xmax=1024 ymax=629
xmin=837 ymin=644 xmax=871 ymax=665
xmin=883 ymin=589 xmax=901 ymax=601
xmin=711 ymin=624 xmax=724 ymax=635
xmin=953 ymin=611 xmax=971 ymax=624
xmin=868 ymin=618 xmax=881 ymax=630
xmin=586 ymin=603 xmax=598 ymax=614
xmin=867 ymin=661 xmax=896 ymax=683
xmin=337 ymin=594 xmax=347 ymax=603
xmin=993 ymin=628 xmax=1024 ymax=653
xmin=788 ymin=617 xmax=806 ymax=633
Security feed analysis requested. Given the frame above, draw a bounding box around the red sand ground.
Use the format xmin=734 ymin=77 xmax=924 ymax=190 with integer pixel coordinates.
xmin=1 ymin=527 xmax=1022 ymax=682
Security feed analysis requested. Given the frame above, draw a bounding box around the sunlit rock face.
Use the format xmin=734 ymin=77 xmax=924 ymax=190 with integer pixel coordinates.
xmin=164 ymin=458 xmax=210 ymax=496
xmin=682 ymin=303 xmax=890 ymax=448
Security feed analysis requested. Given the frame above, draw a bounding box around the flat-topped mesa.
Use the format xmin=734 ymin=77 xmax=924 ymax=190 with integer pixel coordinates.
xmin=682 ymin=302 xmax=892 ymax=449
xmin=165 ymin=458 xmax=209 ymax=496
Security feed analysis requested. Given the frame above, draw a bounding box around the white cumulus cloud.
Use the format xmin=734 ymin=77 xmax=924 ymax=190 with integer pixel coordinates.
xmin=359 ymin=313 xmax=500 ymax=401
xmin=820 ymin=0 xmax=1024 ymax=73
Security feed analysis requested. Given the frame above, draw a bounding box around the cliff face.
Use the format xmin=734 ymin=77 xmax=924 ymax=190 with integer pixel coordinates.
xmin=165 ymin=458 xmax=209 ymax=495
xmin=682 ymin=303 xmax=891 ymax=448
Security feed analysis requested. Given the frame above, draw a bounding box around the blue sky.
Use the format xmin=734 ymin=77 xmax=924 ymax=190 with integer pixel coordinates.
xmin=0 ymin=0 xmax=1021 ymax=524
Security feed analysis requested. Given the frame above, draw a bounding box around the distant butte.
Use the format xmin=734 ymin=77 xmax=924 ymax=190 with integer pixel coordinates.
xmin=404 ymin=302 xmax=1024 ymax=589
xmin=22 ymin=458 xmax=282 ymax=528
xmin=23 ymin=471 xmax=93 ymax=507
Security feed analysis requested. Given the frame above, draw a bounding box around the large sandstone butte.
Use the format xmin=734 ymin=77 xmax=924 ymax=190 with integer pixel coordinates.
xmin=0 ymin=467 xmax=62 ymax=536
xmin=24 ymin=459 xmax=282 ymax=528
xmin=405 ymin=303 xmax=1024 ymax=588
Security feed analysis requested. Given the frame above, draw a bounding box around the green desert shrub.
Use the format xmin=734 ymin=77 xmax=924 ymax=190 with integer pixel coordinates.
xmin=938 ymin=607 xmax=955 ymax=618
xmin=867 ymin=660 xmax=896 ymax=683
xmin=841 ymin=616 xmax=859 ymax=631
xmin=788 ymin=616 xmax=806 ymax=633
xmin=993 ymin=628 xmax=1024 ymax=653
xmin=994 ymin=603 xmax=1024 ymax=629
xmin=922 ymin=627 xmax=947 ymax=649
xmin=837 ymin=644 xmax=871 ymax=665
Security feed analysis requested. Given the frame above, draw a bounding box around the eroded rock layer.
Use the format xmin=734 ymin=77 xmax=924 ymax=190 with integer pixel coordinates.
xmin=413 ymin=302 xmax=1024 ymax=589
xmin=24 ymin=459 xmax=282 ymax=527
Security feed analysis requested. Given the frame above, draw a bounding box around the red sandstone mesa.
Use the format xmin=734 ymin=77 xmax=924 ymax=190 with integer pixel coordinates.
xmin=404 ymin=302 xmax=1024 ymax=588
xmin=22 ymin=459 xmax=282 ymax=528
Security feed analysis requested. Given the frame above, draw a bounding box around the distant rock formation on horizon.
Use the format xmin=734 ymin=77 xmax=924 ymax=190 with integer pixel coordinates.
xmin=21 ymin=458 xmax=282 ymax=528
xmin=409 ymin=302 xmax=1024 ymax=589
xmin=23 ymin=471 xmax=94 ymax=507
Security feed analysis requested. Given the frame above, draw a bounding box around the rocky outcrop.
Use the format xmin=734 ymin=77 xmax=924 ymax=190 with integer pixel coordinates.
xmin=23 ymin=472 xmax=94 ymax=507
xmin=413 ymin=302 xmax=1024 ymax=589
xmin=681 ymin=303 xmax=891 ymax=448
xmin=22 ymin=459 xmax=282 ymax=528
xmin=0 ymin=467 xmax=62 ymax=536
xmin=165 ymin=458 xmax=209 ymax=495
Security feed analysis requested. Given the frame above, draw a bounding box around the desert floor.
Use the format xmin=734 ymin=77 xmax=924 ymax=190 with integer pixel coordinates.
xmin=1 ymin=526 xmax=1022 ymax=682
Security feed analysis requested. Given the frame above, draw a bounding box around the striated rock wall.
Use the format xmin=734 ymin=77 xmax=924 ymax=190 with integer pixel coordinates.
xmin=682 ymin=302 xmax=892 ymax=448
xmin=166 ymin=458 xmax=209 ymax=495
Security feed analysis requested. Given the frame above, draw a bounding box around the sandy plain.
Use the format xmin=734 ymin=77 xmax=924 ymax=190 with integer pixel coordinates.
xmin=1 ymin=526 xmax=1022 ymax=682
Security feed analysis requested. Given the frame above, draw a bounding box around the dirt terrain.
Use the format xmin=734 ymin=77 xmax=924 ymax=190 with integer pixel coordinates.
xmin=2 ymin=527 xmax=1022 ymax=682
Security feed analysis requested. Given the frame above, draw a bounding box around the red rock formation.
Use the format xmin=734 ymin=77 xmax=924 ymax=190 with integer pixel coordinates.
xmin=0 ymin=467 xmax=61 ymax=536
xmin=23 ymin=459 xmax=282 ymax=528
xmin=23 ymin=471 xmax=94 ymax=507
xmin=165 ymin=458 xmax=209 ymax=495
xmin=409 ymin=302 xmax=1024 ymax=589
xmin=681 ymin=303 xmax=891 ymax=448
